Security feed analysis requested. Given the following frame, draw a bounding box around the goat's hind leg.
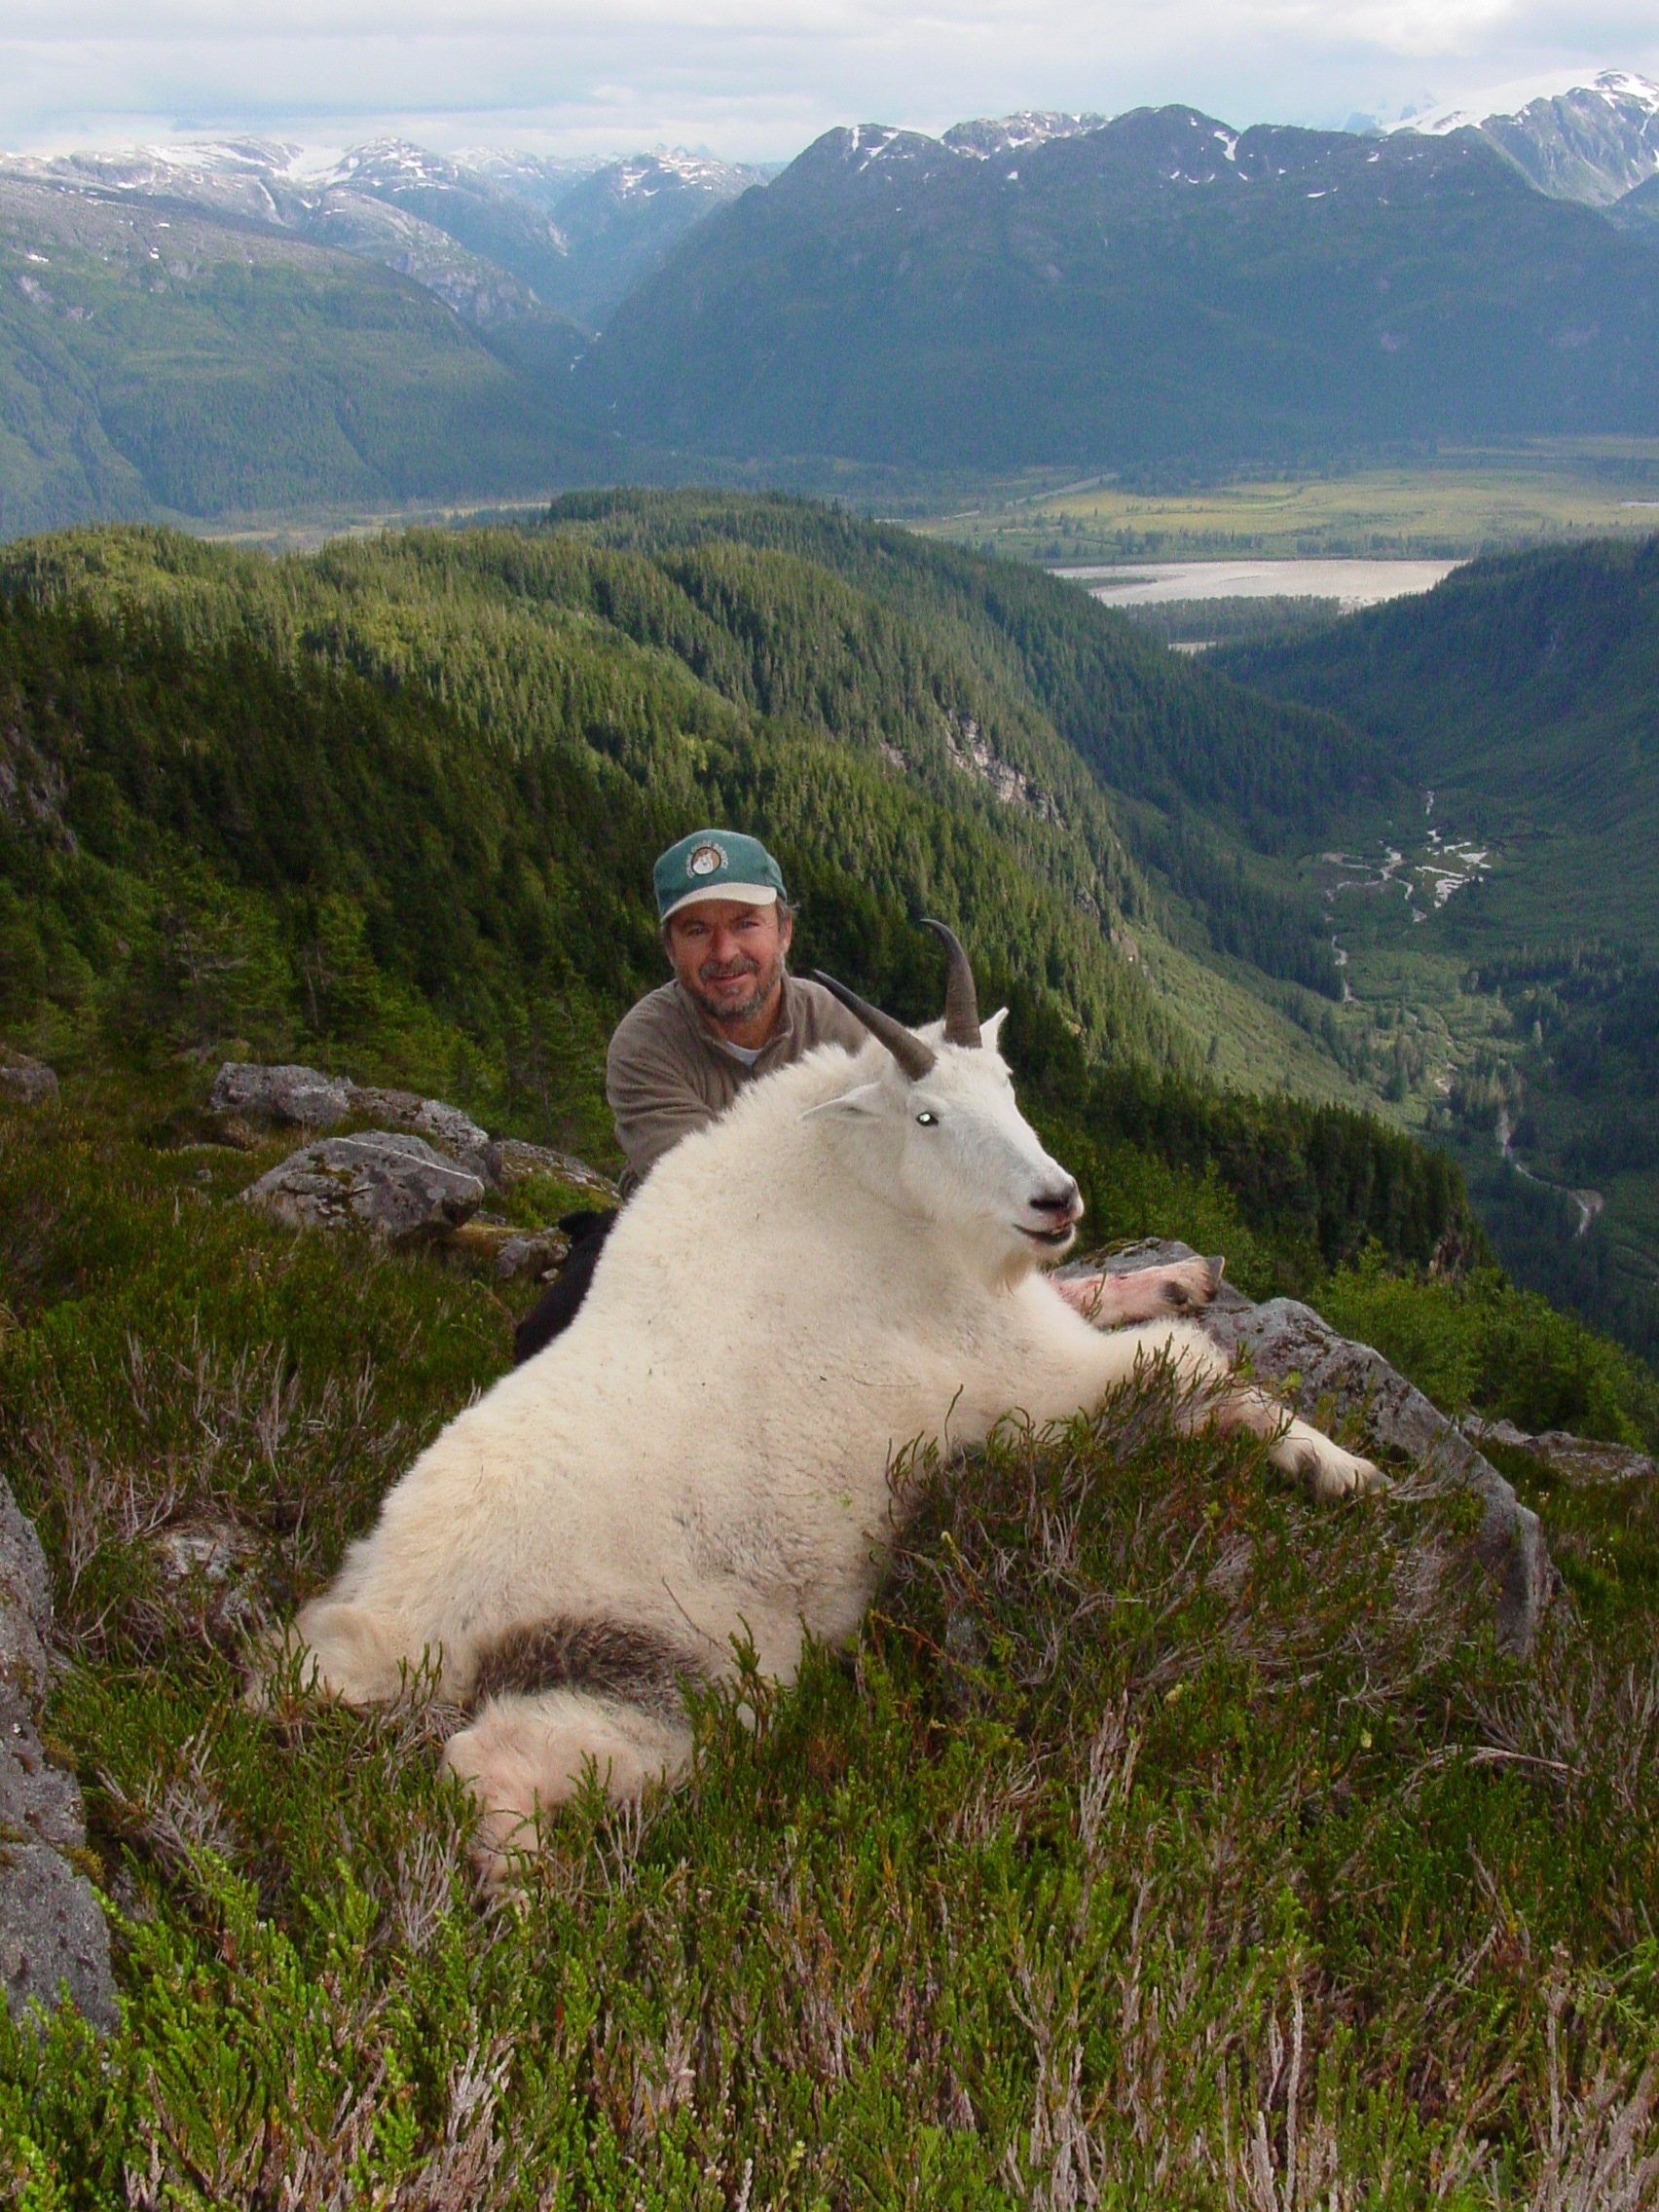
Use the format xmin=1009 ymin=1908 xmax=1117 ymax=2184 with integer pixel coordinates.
xmin=247 ymin=1596 xmax=416 ymax=1710
xmin=443 ymin=1691 xmax=694 ymax=1884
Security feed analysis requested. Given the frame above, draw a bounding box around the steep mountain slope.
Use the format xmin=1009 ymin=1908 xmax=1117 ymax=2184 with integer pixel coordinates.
xmin=1218 ymin=536 xmax=1659 ymax=1356
xmin=546 ymin=489 xmax=1390 ymax=996
xmin=0 ymin=178 xmax=608 ymax=530
xmin=321 ymin=141 xmax=572 ymax=301
xmin=1609 ymin=168 xmax=1659 ymax=245
xmin=532 ymin=152 xmax=772 ymax=326
xmin=0 ymin=509 xmax=1458 ymax=1264
xmin=577 ymin=110 xmax=1659 ymax=472
xmin=1 ymin=138 xmax=767 ymax=341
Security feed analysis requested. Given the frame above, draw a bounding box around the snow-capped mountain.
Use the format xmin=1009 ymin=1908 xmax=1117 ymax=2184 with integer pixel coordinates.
xmin=0 ymin=133 xmax=765 ymax=333
xmin=540 ymin=150 xmax=769 ymax=325
xmin=452 ymin=152 xmax=606 ymax=215
xmin=1398 ymin=70 xmax=1659 ymax=206
xmin=0 ymin=137 xmax=567 ymax=334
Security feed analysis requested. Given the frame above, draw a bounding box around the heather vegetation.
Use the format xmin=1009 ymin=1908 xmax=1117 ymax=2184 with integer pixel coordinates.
xmin=6 ymin=498 xmax=1659 ymax=2201
xmin=8 ymin=1077 xmax=1659 ymax=2204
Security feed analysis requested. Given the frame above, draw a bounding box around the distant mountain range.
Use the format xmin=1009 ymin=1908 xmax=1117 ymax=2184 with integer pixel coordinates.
xmin=5 ymin=83 xmax=1659 ymax=528
xmin=0 ymin=169 xmax=620 ymax=535
xmin=0 ymin=136 xmax=769 ymax=338
xmin=576 ymin=107 xmax=1659 ymax=473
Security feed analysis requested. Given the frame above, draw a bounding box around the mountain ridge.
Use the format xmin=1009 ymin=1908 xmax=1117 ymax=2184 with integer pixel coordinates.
xmin=1402 ymin=69 xmax=1659 ymax=206
xmin=576 ymin=108 xmax=1659 ymax=472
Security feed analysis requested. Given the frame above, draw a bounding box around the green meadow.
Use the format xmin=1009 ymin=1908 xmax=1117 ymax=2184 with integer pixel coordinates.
xmin=918 ymin=445 xmax=1659 ymax=565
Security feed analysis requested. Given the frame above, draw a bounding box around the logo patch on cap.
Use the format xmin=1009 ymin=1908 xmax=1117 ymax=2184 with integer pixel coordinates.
xmin=687 ymin=840 xmax=727 ymax=878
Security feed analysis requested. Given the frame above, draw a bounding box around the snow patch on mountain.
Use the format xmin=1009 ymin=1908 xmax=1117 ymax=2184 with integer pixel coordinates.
xmin=943 ymin=112 xmax=1108 ymax=160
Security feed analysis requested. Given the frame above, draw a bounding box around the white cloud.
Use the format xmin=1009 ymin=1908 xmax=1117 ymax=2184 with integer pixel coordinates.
xmin=3 ymin=1 xmax=1655 ymax=160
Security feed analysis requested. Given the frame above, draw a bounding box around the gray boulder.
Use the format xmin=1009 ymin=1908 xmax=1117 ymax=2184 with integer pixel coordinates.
xmin=1464 ymin=1415 xmax=1656 ymax=1490
xmin=485 ymin=1138 xmax=617 ymax=1199
xmin=0 ymin=1053 xmax=58 ymax=1108
xmin=241 ymin=1132 xmax=485 ymax=1245
xmin=1086 ymin=1240 xmax=1555 ymax=1655
xmin=210 ymin=1060 xmax=351 ymax=1127
xmin=345 ymin=1086 xmax=490 ymax=1171
xmin=0 ymin=1479 xmax=117 ymax=2032
xmin=209 ymin=1061 xmax=493 ymax=1171
xmin=206 ymin=1063 xmax=614 ymax=1200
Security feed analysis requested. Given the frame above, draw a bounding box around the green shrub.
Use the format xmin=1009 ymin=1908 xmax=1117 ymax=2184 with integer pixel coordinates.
xmin=1320 ymin=1245 xmax=1659 ymax=1450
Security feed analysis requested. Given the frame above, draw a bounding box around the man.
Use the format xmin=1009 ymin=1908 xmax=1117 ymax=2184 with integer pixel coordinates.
xmin=606 ymin=829 xmax=869 ymax=1200
xmin=512 ymin=830 xmax=866 ymax=1362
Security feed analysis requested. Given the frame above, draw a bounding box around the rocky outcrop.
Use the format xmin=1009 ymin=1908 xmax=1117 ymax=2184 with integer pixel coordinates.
xmin=210 ymin=1061 xmax=351 ymax=1128
xmin=1464 ymin=1416 xmax=1656 ymax=1490
xmin=217 ymin=1064 xmax=614 ymax=1257
xmin=0 ymin=1478 xmax=117 ymax=2032
xmin=0 ymin=1052 xmax=59 ymax=1107
xmin=346 ymin=1087 xmax=489 ymax=1173
xmin=484 ymin=1139 xmax=617 ymax=1200
xmin=211 ymin=1061 xmax=489 ymax=1166
xmin=1086 ymin=1240 xmax=1556 ymax=1655
xmin=240 ymin=1132 xmax=485 ymax=1245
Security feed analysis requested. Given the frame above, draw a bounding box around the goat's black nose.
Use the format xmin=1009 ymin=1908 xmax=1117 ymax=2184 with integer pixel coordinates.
xmin=1032 ymin=1180 xmax=1083 ymax=1222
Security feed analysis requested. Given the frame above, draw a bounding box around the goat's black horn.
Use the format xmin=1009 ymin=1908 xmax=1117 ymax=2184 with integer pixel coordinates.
xmin=812 ymin=972 xmax=938 ymax=1083
xmin=923 ymin=918 xmax=981 ymax=1048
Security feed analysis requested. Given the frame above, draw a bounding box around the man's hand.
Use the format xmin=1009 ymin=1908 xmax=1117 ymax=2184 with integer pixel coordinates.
xmin=1055 ymin=1255 xmax=1226 ymax=1327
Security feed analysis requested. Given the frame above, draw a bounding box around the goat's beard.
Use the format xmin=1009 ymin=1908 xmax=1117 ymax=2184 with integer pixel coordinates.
xmin=685 ymin=946 xmax=786 ymax=1027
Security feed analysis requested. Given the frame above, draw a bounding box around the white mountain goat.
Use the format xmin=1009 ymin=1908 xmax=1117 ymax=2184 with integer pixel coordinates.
xmin=270 ymin=925 xmax=1377 ymax=1870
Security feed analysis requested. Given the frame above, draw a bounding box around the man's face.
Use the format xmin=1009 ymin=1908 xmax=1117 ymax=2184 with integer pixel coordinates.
xmin=666 ymin=898 xmax=792 ymax=1027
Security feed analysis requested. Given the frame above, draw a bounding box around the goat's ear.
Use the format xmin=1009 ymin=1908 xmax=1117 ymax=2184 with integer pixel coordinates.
xmin=981 ymin=1007 xmax=1010 ymax=1051
xmin=800 ymin=1082 xmax=889 ymax=1124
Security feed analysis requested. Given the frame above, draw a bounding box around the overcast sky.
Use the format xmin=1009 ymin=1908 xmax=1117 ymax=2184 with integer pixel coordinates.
xmin=4 ymin=1 xmax=1656 ymax=163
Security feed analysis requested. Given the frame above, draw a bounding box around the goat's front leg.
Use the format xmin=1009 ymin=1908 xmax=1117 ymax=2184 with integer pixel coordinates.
xmin=1073 ymin=1318 xmax=1380 ymax=1499
xmin=1202 ymin=1382 xmax=1381 ymax=1499
xmin=1056 ymin=1254 xmax=1225 ymax=1328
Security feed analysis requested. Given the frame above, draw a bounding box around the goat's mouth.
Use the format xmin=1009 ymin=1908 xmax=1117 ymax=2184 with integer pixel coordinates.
xmin=1019 ymin=1221 xmax=1078 ymax=1252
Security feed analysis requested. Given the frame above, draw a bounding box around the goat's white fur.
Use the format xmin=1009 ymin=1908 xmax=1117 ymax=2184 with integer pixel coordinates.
xmin=277 ymin=1015 xmax=1376 ymax=1868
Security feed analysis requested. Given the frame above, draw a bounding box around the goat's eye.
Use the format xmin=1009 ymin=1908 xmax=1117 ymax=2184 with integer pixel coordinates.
xmin=915 ymin=1110 xmax=939 ymax=1126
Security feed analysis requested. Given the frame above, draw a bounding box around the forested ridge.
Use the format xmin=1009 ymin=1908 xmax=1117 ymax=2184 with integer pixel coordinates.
xmin=547 ymin=490 xmax=1374 ymax=991
xmin=2 ymin=499 xmax=1486 ymax=1281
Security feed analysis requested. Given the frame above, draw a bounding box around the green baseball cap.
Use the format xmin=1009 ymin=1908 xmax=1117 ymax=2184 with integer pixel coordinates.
xmin=654 ymin=830 xmax=788 ymax=923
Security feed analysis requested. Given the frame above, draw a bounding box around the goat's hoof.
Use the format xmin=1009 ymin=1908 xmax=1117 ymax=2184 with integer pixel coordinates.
xmin=1299 ymin=1443 xmax=1382 ymax=1499
xmin=1161 ymin=1256 xmax=1226 ymax=1313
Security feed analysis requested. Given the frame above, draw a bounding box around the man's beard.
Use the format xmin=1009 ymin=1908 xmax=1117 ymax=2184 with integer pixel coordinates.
xmin=686 ymin=947 xmax=784 ymax=1026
